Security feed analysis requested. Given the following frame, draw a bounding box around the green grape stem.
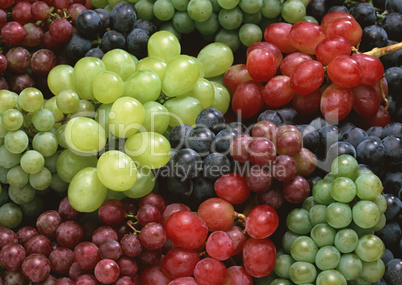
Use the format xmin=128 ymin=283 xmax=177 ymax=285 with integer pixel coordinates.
xmin=363 ymin=41 xmax=402 ymax=58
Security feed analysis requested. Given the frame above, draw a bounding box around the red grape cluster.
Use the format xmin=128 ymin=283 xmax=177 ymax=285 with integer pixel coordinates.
xmin=225 ymin=11 xmax=390 ymax=126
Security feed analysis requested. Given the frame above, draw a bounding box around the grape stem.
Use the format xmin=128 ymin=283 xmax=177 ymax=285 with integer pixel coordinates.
xmin=363 ymin=41 xmax=402 ymax=58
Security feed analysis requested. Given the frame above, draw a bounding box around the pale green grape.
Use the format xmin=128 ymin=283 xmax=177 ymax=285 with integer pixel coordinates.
xmin=352 ymin=200 xmax=380 ymax=229
xmin=355 ymin=173 xmax=383 ymax=200
xmin=312 ymin=179 xmax=334 ymax=205
xmin=44 ymin=97 xmax=64 ymax=122
xmin=310 ymin=223 xmax=336 ymax=247
xmin=153 ymin=0 xmax=175 ymax=21
xmin=32 ymin=132 xmax=58 ymax=157
xmin=71 ymin=99 xmax=96 ymax=118
xmin=171 ymin=0 xmax=189 ymax=10
xmin=123 ymin=166 xmax=155 ymax=198
xmin=148 ymin=31 xmax=181 ymax=62
xmin=370 ymin=194 xmax=387 ymax=214
xmin=8 ymin=183 xmax=36 ymax=205
xmin=56 ymin=90 xmax=80 ymax=114
xmin=125 ymin=131 xmax=171 ymax=169
xmin=4 ymin=130 xmax=29 ymax=154
xmin=44 ymin=151 xmax=60 ymax=173
xmin=102 ymin=49 xmax=136 ymax=81
xmin=97 ymin=150 xmax=137 ymax=191
xmin=372 ymin=213 xmax=386 ymax=232
xmin=134 ymin=0 xmax=154 ymax=20
xmin=182 ymin=78 xmax=215 ymax=109
xmin=282 ymin=230 xmax=301 ymax=254
xmin=303 ymin=15 xmax=319 ymax=23
xmin=289 ymin=262 xmax=317 ymax=284
xmin=47 ymin=65 xmax=74 ymax=96
xmin=197 ymin=42 xmax=234 ymax=78
xmin=160 ymin=23 xmax=182 ymax=41
xmin=0 ymin=145 xmax=22 ymax=169
xmin=354 ymin=234 xmax=384 ymax=262
xmin=359 ymin=259 xmax=385 ymax=283
xmin=195 ymin=12 xmax=220 ymax=35
xmin=239 ymin=0 xmax=262 ymax=13
xmin=239 ymin=23 xmax=262 ymax=47
xmin=29 ymin=167 xmax=52 ymax=190
xmin=136 ymin=57 xmax=167 ymax=82
xmin=261 ymin=0 xmax=282 ymax=18
xmin=316 ymin=270 xmax=346 ymax=285
xmin=56 ymin=149 xmax=98 ymax=183
xmin=210 ymin=82 xmax=230 ymax=114
xmin=218 ymin=8 xmax=243 ymax=30
xmin=302 ymin=196 xmax=318 ymax=212
xmin=315 ymin=246 xmax=341 ymax=270
xmin=214 ymin=28 xmax=241 ymax=52
xmin=194 ymin=56 xmax=205 ymax=78
xmin=324 ymin=172 xmax=336 ymax=182
xmin=243 ymin=11 xmax=262 ymax=24
xmin=217 ymin=0 xmax=239 ymax=9
xmin=349 ymin=221 xmax=375 ymax=238
xmin=1 ymin=109 xmax=23 ymax=131
xmin=109 ymin=97 xmax=145 ymax=138
xmin=162 ymin=55 xmax=200 ymax=97
xmin=95 ymin=103 xmax=112 ymax=137
xmin=274 ymin=254 xmax=295 ymax=279
xmin=65 ymin=117 xmax=106 ymax=155
xmin=142 ymin=101 xmax=170 ymax=134
xmin=123 ymin=70 xmax=162 ymax=104
xmin=0 ymin=117 xmax=8 ymax=138
xmin=172 ymin=11 xmax=195 ymax=34
xmin=269 ymin=279 xmax=292 ymax=285
xmin=0 ymin=90 xmax=18 ymax=113
xmin=93 ymin=71 xmax=124 ymax=104
xmin=32 ymin=109 xmax=55 ymax=132
xmin=18 ymin=87 xmax=44 ymax=113
xmin=281 ymin=0 xmax=306 ymax=23
xmin=0 ymin=203 xmax=23 ymax=229
xmin=309 ymin=204 xmax=327 ymax=226
xmin=330 ymin=177 xmax=356 ymax=203
xmin=286 ymin=208 xmax=313 ymax=235
xmin=331 ymin=154 xmax=359 ymax=181
xmin=73 ymin=57 xmax=106 ymax=100
xmin=290 ymin=236 xmax=318 ymax=263
xmin=56 ymin=124 xmax=68 ymax=149
xmin=50 ymin=173 xmax=69 ymax=193
xmin=91 ymin=0 xmax=108 ymax=8
xmin=20 ymin=150 xmax=44 ymax=174
xmin=187 ymin=0 xmax=213 ymax=22
xmin=163 ymin=96 xmax=203 ymax=127
xmin=325 ymin=202 xmax=352 ymax=229
xmin=337 ymin=253 xmax=362 ymax=281
xmin=68 ymin=167 xmax=107 ymax=212
xmin=6 ymin=166 xmax=29 ymax=188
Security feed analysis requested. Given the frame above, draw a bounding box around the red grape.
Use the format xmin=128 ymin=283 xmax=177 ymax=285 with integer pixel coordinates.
xmin=245 ymin=165 xmax=272 ymax=193
xmin=21 ymin=253 xmax=51 ymax=283
xmin=225 ymin=226 xmax=247 ymax=256
xmin=258 ymin=186 xmax=285 ymax=209
xmin=31 ymin=1 xmax=50 ymax=21
xmin=91 ymin=226 xmax=118 ymax=247
xmin=117 ymin=256 xmax=138 ymax=277
xmin=264 ymin=22 xmax=297 ymax=53
xmin=55 ymin=277 xmax=74 ymax=285
xmin=315 ymin=36 xmax=351 ymax=65
xmin=242 ymin=238 xmax=276 ymax=277
xmin=94 ymin=259 xmax=120 ymax=284
xmin=66 ymin=3 xmax=87 ymax=24
xmin=206 ymin=231 xmax=234 ymax=260
xmin=251 ymin=120 xmax=277 ymax=144
xmin=289 ymin=21 xmax=326 ymax=55
xmin=359 ymin=105 xmax=391 ymax=129
xmin=324 ymin=17 xmax=362 ymax=46
xmin=229 ymin=134 xmax=253 ymax=163
xmin=223 ymin=266 xmax=253 ymax=285
xmin=137 ymin=204 xmax=161 ymax=226
xmin=272 ymin=154 xmax=297 ymax=182
xmin=58 ymin=197 xmax=84 ymax=221
xmin=98 ymin=199 xmax=126 ymax=227
xmin=73 ymin=242 xmax=100 ymax=270
xmin=275 ymin=125 xmax=302 ymax=157
xmin=99 ymin=239 xmax=122 ymax=260
xmin=352 ymin=84 xmax=380 ymax=117
xmin=223 ymin=64 xmax=253 ymax=92
xmin=321 ymin=11 xmax=354 ymax=30
xmin=140 ymin=266 xmax=171 ymax=285
xmin=245 ymin=205 xmax=278 ymax=239
xmin=0 ymin=0 xmax=14 ymax=9
xmin=214 ymin=173 xmax=250 ymax=204
xmin=246 ymin=42 xmax=283 ymax=68
xmin=121 ymin=197 xmax=139 ymax=216
xmin=16 ymin=226 xmax=38 ymax=244
xmin=248 ymin=138 xmax=276 ymax=166
xmin=290 ymin=59 xmax=324 ymax=95
xmin=68 ymin=262 xmax=92 ymax=281
xmin=161 ymin=247 xmax=199 ymax=279
xmin=169 ymin=277 xmax=198 ymax=285
xmin=139 ymin=192 xmax=166 ymax=214
xmin=372 ymin=77 xmax=388 ymax=103
xmin=1 ymin=21 xmax=26 ymax=46
xmin=139 ymin=248 xmax=163 ymax=267
xmin=48 ymin=18 xmax=73 ymax=43
xmin=0 ymin=243 xmax=26 ymax=271
xmin=263 ymin=75 xmax=295 ymax=107
xmin=194 ymin=258 xmax=227 ymax=285
xmin=24 ymin=234 xmax=52 ymax=256
xmin=280 ymin=52 xmax=312 ymax=77
xmin=31 ymin=49 xmax=57 ymax=76
xmin=74 ymin=274 xmax=99 ymax=284
xmin=161 ymin=203 xmax=191 ymax=226
xmin=197 ymin=198 xmax=235 ymax=231
xmin=282 ymin=175 xmax=310 ymax=203
xmin=36 ymin=210 xmax=62 ymax=240
xmin=320 ymin=83 xmax=355 ymax=122
xmin=120 ymin=234 xmax=142 ymax=258
xmin=327 ymin=55 xmax=362 ymax=88
xmin=292 ymin=148 xmax=317 ymax=177
xmin=49 ymin=247 xmax=74 ymax=275
xmin=291 ymin=89 xmax=322 ymax=116
xmin=5 ymin=46 xmax=30 ymax=74
xmin=231 ymin=80 xmax=264 ymax=118
xmin=53 ymin=0 xmax=73 ymax=9
xmin=56 ymin=221 xmax=84 ymax=249
xmin=351 ymin=53 xmax=384 ymax=85
xmin=139 ymin=222 xmax=167 ymax=250
xmin=246 ymin=49 xmax=277 ymax=82
xmin=12 ymin=1 xmax=33 ymax=25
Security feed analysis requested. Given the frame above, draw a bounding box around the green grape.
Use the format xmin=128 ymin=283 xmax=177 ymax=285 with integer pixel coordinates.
xmin=0 ymin=90 xmax=18 ymax=113
xmin=239 ymin=23 xmax=263 ymax=46
xmin=50 ymin=173 xmax=69 ymax=193
xmin=323 ymin=172 xmax=336 ymax=182
xmin=68 ymin=167 xmax=107 ymax=212
xmin=217 ymin=0 xmax=239 ymax=9
xmin=315 ymin=246 xmax=341 ymax=270
xmin=0 ymin=203 xmax=23 ymax=229
xmin=334 ymin=228 xmax=358 ymax=253
xmin=290 ymin=236 xmax=318 ymax=263
xmin=261 ymin=0 xmax=282 ymax=18
xmin=0 ymin=145 xmax=22 ymax=169
xmin=56 ymin=149 xmax=97 ymax=183
xmin=349 ymin=221 xmax=375 ymax=238
xmin=134 ymin=0 xmax=154 ymax=20
xmin=93 ymin=71 xmax=124 ymax=104
xmin=325 ymin=202 xmax=352 ymax=229
xmin=239 ymin=0 xmax=262 ymax=13
xmin=73 ymin=57 xmax=106 ymax=100
xmin=20 ymin=150 xmax=44 ymax=174
xmin=163 ymin=96 xmax=203 ymax=127
xmin=289 ymin=262 xmax=317 ymax=284
xmin=56 ymin=124 xmax=68 ymax=149
xmin=162 ymin=55 xmax=200 ymax=97
xmin=209 ymin=0 xmax=221 ymax=11
xmin=331 ymin=154 xmax=359 ymax=181
xmin=72 ymin=99 xmax=96 ymax=118
xmin=20 ymin=195 xmax=44 ymax=220
xmin=352 ymin=200 xmax=380 ymax=229
xmin=125 ymin=131 xmax=171 ymax=169
xmin=109 ymin=97 xmax=145 ymax=138
xmin=372 ymin=213 xmax=386 ymax=232
xmin=123 ymin=70 xmax=162 ymax=104
xmin=142 ymin=102 xmax=170 ymax=134
xmin=302 ymin=196 xmax=318 ymax=212
xmin=108 ymin=0 xmax=121 ymax=6
xmin=312 ymin=179 xmax=334 ymax=205
xmin=215 ymin=28 xmax=241 ymax=52
xmin=0 ymin=117 xmax=8 ymax=138
xmin=354 ymin=234 xmax=385 ymax=262
xmin=336 ymin=253 xmax=362 ymax=281
xmin=153 ymin=0 xmax=175 ymax=21
xmin=359 ymin=259 xmax=385 ymax=283
xmin=97 ymin=150 xmax=137 ymax=191
xmin=123 ymin=166 xmax=156 ymax=198
xmin=95 ymin=103 xmax=112 ymax=137
xmin=181 ymin=78 xmax=215 ymax=109
xmin=286 ymin=208 xmax=313 ymax=235
xmin=65 ymin=117 xmax=106 ymax=154
xmin=102 ymin=49 xmax=136 ymax=81
xmin=160 ymin=23 xmax=182 ymax=41
xmin=171 ymin=0 xmax=190 ymax=10
xmin=315 ymin=270 xmax=346 ymax=285
xmin=282 ymin=230 xmax=301 ymax=254
xmin=309 ymin=204 xmax=327 ymax=226
xmin=7 ymin=166 xmax=28 ymax=188
xmin=243 ymin=11 xmax=262 ymax=24
xmin=4 ymin=130 xmax=29 ymax=154
xmin=91 ymin=0 xmax=109 ymax=8
xmin=274 ymin=254 xmax=295 ymax=279
xmin=218 ymin=8 xmax=243 ymax=30
xmin=18 ymin=87 xmax=44 ymax=113
xmin=198 ymin=42 xmax=234 ymax=78
xmin=187 ymin=0 xmax=213 ymax=22
xmin=148 ymin=31 xmax=181 ymax=62
xmin=56 ymin=90 xmax=80 ymax=114
xmin=1 ymin=109 xmax=23 ymax=131
xmin=29 ymin=167 xmax=52 ymax=190
xmin=47 ymin=65 xmax=74 ymax=96
xmin=310 ymin=223 xmax=336 ymax=247
xmin=370 ymin=194 xmax=387 ymax=214
xmin=303 ymin=15 xmax=318 ymax=24
xmin=281 ymin=0 xmax=306 ymax=23
xmin=0 ymin=137 xmax=2 ymax=147
xmin=32 ymin=109 xmax=55 ymax=132
xmin=172 ymin=11 xmax=195 ymax=34
xmin=136 ymin=57 xmax=167 ymax=82
xmin=269 ymin=279 xmax=292 ymax=285
xmin=105 ymin=189 xmax=126 ymax=201
xmin=0 ymin=183 xmax=7 ymax=202
xmin=44 ymin=97 xmax=64 ymax=122
xmin=8 ymin=184 xmax=36 ymax=205
xmin=44 ymin=151 xmax=60 ymax=173
xmin=32 ymin=132 xmax=58 ymax=157
xmin=330 ymin=177 xmax=356 ymax=203
xmin=195 ymin=12 xmax=220 ymax=35
xmin=355 ymin=173 xmax=383 ymax=200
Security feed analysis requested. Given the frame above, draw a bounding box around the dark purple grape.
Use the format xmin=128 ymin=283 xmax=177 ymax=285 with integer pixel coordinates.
xmin=65 ymin=33 xmax=92 ymax=59
xmin=9 ymin=73 xmax=35 ymax=93
xmin=110 ymin=2 xmax=137 ymax=34
xmin=195 ymin=108 xmax=226 ymax=134
xmin=139 ymin=193 xmax=166 ymax=214
xmin=75 ymin=10 xmax=102 ymax=39
xmin=58 ymin=197 xmax=84 ymax=221
xmin=126 ymin=28 xmax=149 ymax=58
xmin=31 ymin=49 xmax=57 ymax=76
xmin=21 ymin=253 xmax=51 ymax=283
xmin=257 ymin=110 xmax=283 ymax=127
xmin=169 ymin=124 xmax=194 ymax=149
xmin=22 ymin=22 xmax=44 ymax=47
xmin=85 ymin=48 xmax=104 ymax=59
xmin=66 ymin=3 xmax=86 ymax=24
xmin=94 ymin=8 xmax=110 ymax=34
xmin=138 ymin=248 xmax=162 ymax=267
xmin=5 ymin=46 xmax=30 ymax=74
xmin=120 ymin=197 xmax=139 ymax=216
xmin=383 ymin=258 xmax=402 ymax=285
